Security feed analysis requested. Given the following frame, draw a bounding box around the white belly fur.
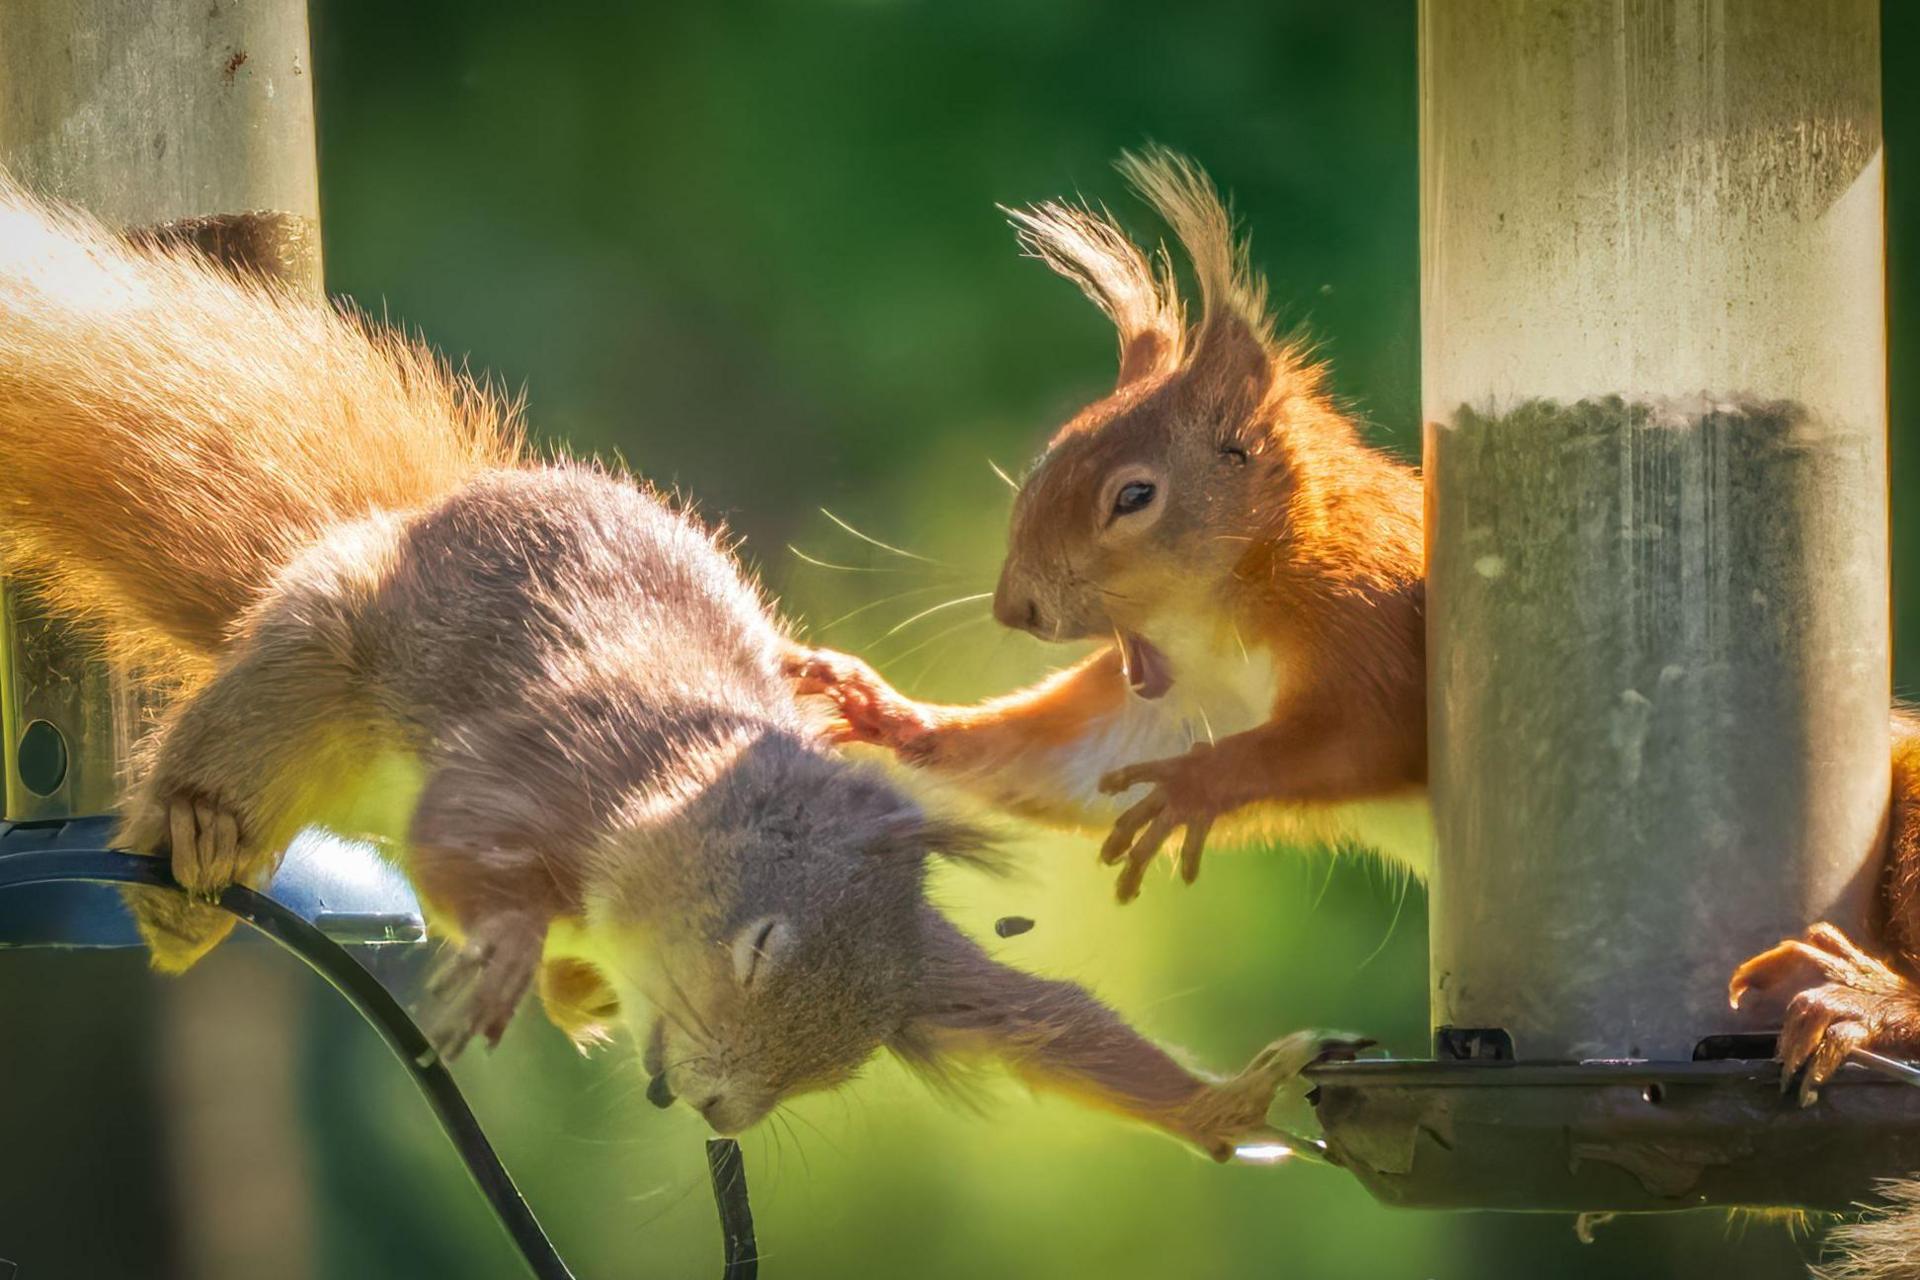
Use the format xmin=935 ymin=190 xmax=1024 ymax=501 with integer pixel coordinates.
xmin=1031 ymin=621 xmax=1434 ymax=878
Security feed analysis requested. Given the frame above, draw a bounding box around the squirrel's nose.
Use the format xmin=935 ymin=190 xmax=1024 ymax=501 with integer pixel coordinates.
xmin=993 ymin=585 xmax=1044 ymax=636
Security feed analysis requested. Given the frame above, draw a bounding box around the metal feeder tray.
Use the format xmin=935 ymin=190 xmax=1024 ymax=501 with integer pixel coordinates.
xmin=1307 ymin=1045 xmax=1920 ymax=1214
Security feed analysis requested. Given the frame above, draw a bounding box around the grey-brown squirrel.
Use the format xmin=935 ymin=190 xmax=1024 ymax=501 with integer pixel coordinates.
xmin=0 ymin=182 xmax=1354 ymax=1157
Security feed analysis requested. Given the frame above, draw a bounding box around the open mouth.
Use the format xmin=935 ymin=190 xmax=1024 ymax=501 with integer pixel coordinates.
xmin=1119 ymin=632 xmax=1173 ymax=700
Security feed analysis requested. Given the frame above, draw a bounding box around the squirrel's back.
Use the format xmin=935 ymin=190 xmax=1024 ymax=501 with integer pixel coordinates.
xmin=0 ymin=182 xmax=520 ymax=669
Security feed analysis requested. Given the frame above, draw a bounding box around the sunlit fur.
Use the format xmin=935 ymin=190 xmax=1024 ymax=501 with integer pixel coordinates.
xmin=791 ymin=152 xmax=1920 ymax=1264
xmin=808 ymin=148 xmax=1430 ymax=875
xmin=0 ymin=180 xmax=1317 ymax=1155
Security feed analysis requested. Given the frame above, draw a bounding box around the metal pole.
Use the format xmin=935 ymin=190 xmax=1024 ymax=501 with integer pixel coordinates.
xmin=1422 ymin=0 xmax=1888 ymax=1060
xmin=0 ymin=0 xmax=322 ymax=819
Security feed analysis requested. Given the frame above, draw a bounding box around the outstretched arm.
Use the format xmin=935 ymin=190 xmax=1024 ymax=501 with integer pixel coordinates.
xmin=788 ymin=645 xmax=1184 ymax=830
xmin=896 ymin=912 xmax=1358 ymax=1160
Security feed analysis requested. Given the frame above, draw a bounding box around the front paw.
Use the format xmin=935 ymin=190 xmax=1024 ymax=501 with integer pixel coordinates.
xmin=1098 ymin=745 xmax=1227 ymax=902
xmin=119 ymin=788 xmax=257 ymax=900
xmin=1177 ymin=1032 xmax=1371 ymax=1162
xmin=424 ymin=914 xmax=546 ymax=1061
xmin=1729 ymin=922 xmax=1920 ymax=1105
xmin=784 ymin=646 xmax=937 ymax=760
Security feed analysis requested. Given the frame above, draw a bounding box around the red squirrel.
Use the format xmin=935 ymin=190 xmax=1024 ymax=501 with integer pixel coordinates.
xmin=0 ymin=180 xmax=1357 ymax=1158
xmin=792 ymin=151 xmax=1920 ymax=1259
xmin=791 ymin=148 xmax=1432 ymax=902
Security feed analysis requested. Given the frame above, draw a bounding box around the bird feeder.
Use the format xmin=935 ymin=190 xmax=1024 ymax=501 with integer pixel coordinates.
xmin=1308 ymin=0 xmax=1917 ymax=1211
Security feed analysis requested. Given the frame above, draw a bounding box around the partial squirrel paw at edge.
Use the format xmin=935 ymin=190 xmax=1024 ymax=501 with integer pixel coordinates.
xmin=422 ymin=917 xmax=546 ymax=1062
xmin=1178 ymin=1031 xmax=1373 ymax=1162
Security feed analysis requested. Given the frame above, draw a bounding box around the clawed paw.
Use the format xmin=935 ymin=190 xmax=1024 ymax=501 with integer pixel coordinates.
xmin=784 ymin=646 xmax=936 ymax=759
xmin=423 ymin=916 xmax=545 ymax=1061
xmin=120 ymin=789 xmax=256 ymax=901
xmin=1178 ymin=1031 xmax=1372 ymax=1162
xmin=1097 ymin=746 xmax=1223 ymax=902
xmin=1729 ymin=922 xmax=1920 ymax=1105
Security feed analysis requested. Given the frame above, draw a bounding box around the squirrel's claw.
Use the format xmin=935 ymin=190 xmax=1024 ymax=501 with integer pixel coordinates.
xmin=1178 ymin=1030 xmax=1372 ymax=1162
xmin=1098 ymin=748 xmax=1222 ymax=903
xmin=1728 ymin=922 xmax=1920 ymax=1105
xmin=785 ymin=645 xmax=936 ymax=758
xmin=423 ymin=916 xmax=544 ymax=1062
xmin=121 ymin=788 xmax=259 ymax=901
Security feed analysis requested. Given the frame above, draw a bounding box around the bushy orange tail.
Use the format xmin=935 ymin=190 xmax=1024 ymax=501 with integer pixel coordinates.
xmin=0 ymin=182 xmax=520 ymax=969
xmin=0 ymin=181 xmax=520 ymax=670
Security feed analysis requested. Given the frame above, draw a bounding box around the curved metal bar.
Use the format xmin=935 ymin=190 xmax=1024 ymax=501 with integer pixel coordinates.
xmin=705 ymin=1138 xmax=758 ymax=1279
xmin=0 ymin=844 xmax=576 ymax=1280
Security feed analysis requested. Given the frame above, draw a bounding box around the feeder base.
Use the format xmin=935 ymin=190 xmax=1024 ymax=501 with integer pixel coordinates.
xmin=1306 ymin=1057 xmax=1920 ymax=1213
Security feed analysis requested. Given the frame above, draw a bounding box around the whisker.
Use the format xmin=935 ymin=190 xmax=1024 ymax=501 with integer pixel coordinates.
xmin=780 ymin=1102 xmax=846 ymax=1160
xmin=1308 ymin=851 xmax=1340 ymax=912
xmin=881 ymin=612 xmax=994 ymax=666
xmin=877 ymin=591 xmax=993 ymax=640
xmin=629 ymin=1173 xmax=703 ymax=1223
xmin=1356 ymin=871 xmax=1413 ymax=971
xmin=821 ymin=508 xmax=946 ymax=565
xmin=649 ymin=1002 xmax=697 ymax=1045
xmin=766 ymin=1108 xmax=786 ymax=1190
xmin=906 ymin=613 xmax=998 ymax=687
xmin=988 ymin=458 xmax=1019 ymax=492
xmin=788 ymin=544 xmax=916 ymax=574
xmin=661 ymin=965 xmax=715 ymax=1041
xmin=817 ymin=583 xmax=958 ymax=632
xmin=776 ymin=1109 xmax=813 ymax=1179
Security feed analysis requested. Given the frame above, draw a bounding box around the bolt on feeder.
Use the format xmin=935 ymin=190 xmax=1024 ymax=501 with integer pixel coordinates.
xmin=1309 ymin=0 xmax=1919 ymax=1212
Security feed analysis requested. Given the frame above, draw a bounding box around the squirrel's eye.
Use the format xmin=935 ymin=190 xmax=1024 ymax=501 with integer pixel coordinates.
xmin=1112 ymin=481 xmax=1157 ymax=517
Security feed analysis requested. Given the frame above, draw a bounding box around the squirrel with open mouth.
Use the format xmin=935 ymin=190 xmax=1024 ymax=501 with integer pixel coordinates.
xmin=790 ymin=149 xmax=1920 ymax=1272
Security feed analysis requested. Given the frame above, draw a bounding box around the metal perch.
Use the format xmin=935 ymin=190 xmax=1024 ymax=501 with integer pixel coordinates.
xmin=0 ymin=817 xmax=759 ymax=1280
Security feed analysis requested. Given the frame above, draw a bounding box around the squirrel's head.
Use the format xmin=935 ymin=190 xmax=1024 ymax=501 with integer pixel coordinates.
xmin=993 ymin=149 xmax=1335 ymax=690
xmin=588 ymin=739 xmax=996 ymax=1136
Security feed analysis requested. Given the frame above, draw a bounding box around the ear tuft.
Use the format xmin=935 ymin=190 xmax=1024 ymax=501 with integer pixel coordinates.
xmin=1003 ymin=199 xmax=1186 ymax=389
xmin=878 ymin=808 xmax=1011 ymax=876
xmin=1114 ymin=145 xmax=1272 ymax=348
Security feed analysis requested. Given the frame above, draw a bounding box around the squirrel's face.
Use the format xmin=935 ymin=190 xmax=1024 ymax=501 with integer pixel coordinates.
xmin=595 ymin=750 xmax=990 ymax=1137
xmin=995 ymin=354 xmax=1279 ymax=661
xmin=636 ymin=906 xmax=918 ymax=1135
xmin=992 ymin=148 xmax=1323 ymax=690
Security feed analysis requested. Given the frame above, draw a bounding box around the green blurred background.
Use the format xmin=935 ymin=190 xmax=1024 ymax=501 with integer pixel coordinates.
xmin=8 ymin=1 xmax=1920 ymax=1276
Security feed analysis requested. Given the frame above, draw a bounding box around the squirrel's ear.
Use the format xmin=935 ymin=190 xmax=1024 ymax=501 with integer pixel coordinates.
xmin=1116 ymin=147 xmax=1300 ymax=425
xmin=876 ymin=808 xmax=1009 ymax=875
xmin=845 ymin=772 xmax=1010 ymax=872
xmin=1004 ymin=200 xmax=1186 ymax=391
